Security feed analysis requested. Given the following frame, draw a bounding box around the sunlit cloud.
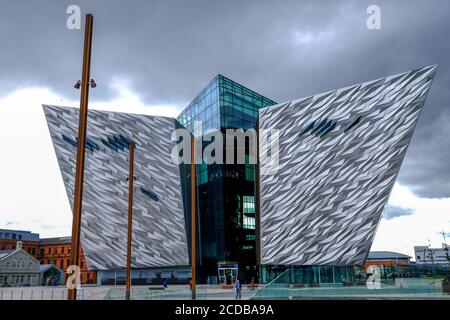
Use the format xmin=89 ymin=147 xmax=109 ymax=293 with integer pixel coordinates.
xmin=372 ymin=183 xmax=450 ymax=258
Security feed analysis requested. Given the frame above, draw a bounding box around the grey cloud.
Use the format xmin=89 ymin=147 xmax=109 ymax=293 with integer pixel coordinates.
xmin=0 ymin=0 xmax=450 ymax=197
xmin=383 ymin=205 xmax=415 ymax=220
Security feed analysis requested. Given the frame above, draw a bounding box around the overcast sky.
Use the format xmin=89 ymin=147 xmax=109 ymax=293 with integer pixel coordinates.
xmin=0 ymin=0 xmax=449 ymax=258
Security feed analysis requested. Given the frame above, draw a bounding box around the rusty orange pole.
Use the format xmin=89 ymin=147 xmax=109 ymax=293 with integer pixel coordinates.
xmin=125 ymin=142 xmax=135 ymax=300
xmin=191 ymin=136 xmax=196 ymax=300
xmin=68 ymin=13 xmax=93 ymax=301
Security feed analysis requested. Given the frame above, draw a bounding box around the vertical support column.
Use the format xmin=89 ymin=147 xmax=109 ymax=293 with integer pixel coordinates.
xmin=255 ymin=118 xmax=261 ymax=275
xmin=125 ymin=142 xmax=135 ymax=300
xmin=191 ymin=136 xmax=197 ymax=300
xmin=68 ymin=13 xmax=94 ymax=301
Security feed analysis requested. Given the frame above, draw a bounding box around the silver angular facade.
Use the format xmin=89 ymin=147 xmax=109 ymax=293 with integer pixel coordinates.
xmin=258 ymin=66 xmax=437 ymax=266
xmin=43 ymin=105 xmax=189 ymax=270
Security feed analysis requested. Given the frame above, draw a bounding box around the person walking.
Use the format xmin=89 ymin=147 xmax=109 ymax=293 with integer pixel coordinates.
xmin=235 ymin=279 xmax=242 ymax=300
xmin=250 ymin=277 xmax=255 ymax=291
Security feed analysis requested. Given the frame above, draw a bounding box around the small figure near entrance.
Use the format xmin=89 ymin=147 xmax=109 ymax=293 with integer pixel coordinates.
xmin=188 ymin=278 xmax=192 ymax=291
xmin=235 ymin=279 xmax=242 ymax=300
xmin=226 ymin=272 xmax=232 ymax=285
xmin=250 ymin=277 xmax=255 ymax=291
xmin=341 ymin=276 xmax=347 ymax=287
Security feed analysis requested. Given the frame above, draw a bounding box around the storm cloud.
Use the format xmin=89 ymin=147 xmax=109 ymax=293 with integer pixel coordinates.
xmin=383 ymin=205 xmax=415 ymax=220
xmin=0 ymin=0 xmax=449 ymax=197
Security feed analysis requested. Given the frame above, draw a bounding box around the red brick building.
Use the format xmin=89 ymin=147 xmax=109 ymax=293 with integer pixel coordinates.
xmin=38 ymin=237 xmax=96 ymax=284
xmin=0 ymin=229 xmax=96 ymax=284
xmin=363 ymin=251 xmax=412 ymax=269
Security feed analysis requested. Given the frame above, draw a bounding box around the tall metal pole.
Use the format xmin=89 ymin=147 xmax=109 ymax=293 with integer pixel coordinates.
xmin=255 ymin=119 xmax=261 ymax=272
xmin=125 ymin=142 xmax=135 ymax=300
xmin=68 ymin=13 xmax=94 ymax=301
xmin=191 ymin=136 xmax=196 ymax=300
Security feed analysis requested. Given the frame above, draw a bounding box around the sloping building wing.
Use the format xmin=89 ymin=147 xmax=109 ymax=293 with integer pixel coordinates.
xmin=43 ymin=106 xmax=189 ymax=270
xmin=258 ymin=65 xmax=437 ymax=266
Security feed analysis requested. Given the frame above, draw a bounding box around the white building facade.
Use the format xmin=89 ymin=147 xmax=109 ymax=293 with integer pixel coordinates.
xmin=414 ymin=244 xmax=450 ymax=266
xmin=0 ymin=241 xmax=40 ymax=287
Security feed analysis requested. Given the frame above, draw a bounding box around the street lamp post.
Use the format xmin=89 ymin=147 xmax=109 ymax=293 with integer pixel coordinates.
xmin=68 ymin=13 xmax=94 ymax=301
xmin=125 ymin=142 xmax=135 ymax=300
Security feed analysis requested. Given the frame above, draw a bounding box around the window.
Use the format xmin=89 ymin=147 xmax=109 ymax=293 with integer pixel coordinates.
xmin=243 ymin=196 xmax=255 ymax=214
xmin=141 ymin=187 xmax=159 ymax=202
xmin=243 ymin=216 xmax=255 ymax=230
xmin=343 ymin=115 xmax=361 ymax=132
xmin=246 ymin=235 xmax=256 ymax=241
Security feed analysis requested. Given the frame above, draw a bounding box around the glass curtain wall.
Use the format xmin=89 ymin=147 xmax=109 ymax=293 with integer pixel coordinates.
xmin=176 ymin=74 xmax=276 ymax=283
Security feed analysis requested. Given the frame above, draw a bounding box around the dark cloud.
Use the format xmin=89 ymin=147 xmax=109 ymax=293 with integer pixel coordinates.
xmin=0 ymin=0 xmax=450 ymax=197
xmin=384 ymin=205 xmax=415 ymax=220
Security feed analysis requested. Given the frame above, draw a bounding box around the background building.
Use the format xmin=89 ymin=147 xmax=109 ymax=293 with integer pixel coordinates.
xmin=414 ymin=244 xmax=450 ymax=266
xmin=363 ymin=251 xmax=412 ymax=269
xmin=39 ymin=264 xmax=64 ymax=286
xmin=38 ymin=236 xmax=96 ymax=284
xmin=0 ymin=229 xmax=39 ymax=257
xmin=0 ymin=229 xmax=96 ymax=284
xmin=0 ymin=241 xmax=40 ymax=287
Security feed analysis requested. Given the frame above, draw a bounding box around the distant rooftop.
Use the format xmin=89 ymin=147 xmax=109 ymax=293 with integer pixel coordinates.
xmin=0 ymin=249 xmax=14 ymax=260
xmin=39 ymin=236 xmax=71 ymax=245
xmin=177 ymin=73 xmax=276 ymax=118
xmin=0 ymin=229 xmax=40 ymax=241
xmin=40 ymin=264 xmax=62 ymax=273
xmin=367 ymin=251 xmax=411 ymax=260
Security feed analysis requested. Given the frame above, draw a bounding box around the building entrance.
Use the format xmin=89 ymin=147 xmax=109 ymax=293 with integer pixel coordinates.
xmin=217 ymin=262 xmax=238 ymax=285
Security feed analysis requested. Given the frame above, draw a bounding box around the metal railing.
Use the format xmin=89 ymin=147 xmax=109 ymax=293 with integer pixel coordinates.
xmin=251 ymin=275 xmax=450 ymax=300
xmin=0 ymin=287 xmax=68 ymax=300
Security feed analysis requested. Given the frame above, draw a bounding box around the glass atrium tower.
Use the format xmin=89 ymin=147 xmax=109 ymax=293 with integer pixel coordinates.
xmin=177 ymin=75 xmax=276 ymax=283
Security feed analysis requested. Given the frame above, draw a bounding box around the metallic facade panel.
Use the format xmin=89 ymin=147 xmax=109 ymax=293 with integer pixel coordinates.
xmin=43 ymin=105 xmax=189 ymax=270
xmin=258 ymin=66 xmax=437 ymax=266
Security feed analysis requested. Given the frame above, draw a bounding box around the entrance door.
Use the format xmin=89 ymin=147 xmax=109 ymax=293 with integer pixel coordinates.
xmin=217 ymin=262 xmax=238 ymax=285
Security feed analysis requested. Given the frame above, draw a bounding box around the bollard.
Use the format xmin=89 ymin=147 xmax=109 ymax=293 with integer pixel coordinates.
xmin=20 ymin=290 xmax=23 ymax=300
xmin=31 ymin=290 xmax=34 ymax=300
xmin=51 ymin=290 xmax=54 ymax=300
xmin=10 ymin=290 xmax=13 ymax=300
xmin=41 ymin=289 xmax=44 ymax=300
